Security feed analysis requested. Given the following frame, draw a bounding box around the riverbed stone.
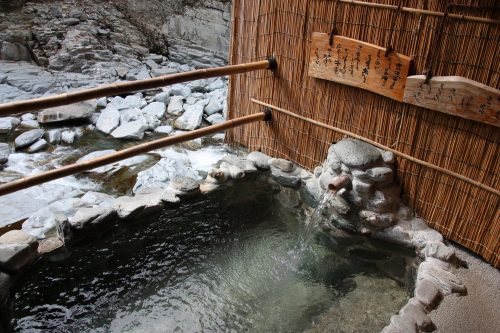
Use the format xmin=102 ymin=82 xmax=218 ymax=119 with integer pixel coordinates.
xmin=109 ymin=95 xmax=146 ymax=110
xmin=167 ymin=96 xmax=184 ymax=116
xmin=414 ymin=278 xmax=442 ymax=311
xmin=27 ymin=138 xmax=48 ymax=153
xmin=114 ymin=190 xmax=168 ymax=220
xmin=247 ymin=151 xmax=271 ymax=170
xmin=77 ymin=150 xmax=117 ymax=173
xmin=96 ymin=106 xmax=120 ymax=134
xmin=61 ymin=130 xmax=76 ymax=144
xmin=153 ymin=91 xmax=170 ymax=104
xmin=38 ymin=100 xmax=96 ymax=123
xmin=0 ymin=273 xmax=12 ymax=305
xmin=206 ymin=78 xmax=225 ymax=91
xmin=111 ymin=119 xmax=148 ymax=140
xmin=0 ymin=117 xmax=20 ymax=133
xmin=154 ymin=125 xmax=173 ymax=135
xmin=204 ymin=96 xmax=224 ymax=115
xmin=14 ymin=129 xmax=44 ymax=149
xmin=81 ymin=191 xmax=116 ymax=206
xmin=332 ymin=139 xmax=382 ymax=169
xmin=174 ymin=102 xmax=204 ymax=130
xmin=45 ymin=129 xmax=62 ymax=144
xmin=206 ymin=113 xmax=224 ymax=125
xmin=142 ymin=102 xmax=166 ymax=119
xmin=170 ymin=84 xmax=191 ymax=97
xmin=20 ymin=119 xmax=40 ymax=129
xmin=0 ymin=143 xmax=10 ymax=164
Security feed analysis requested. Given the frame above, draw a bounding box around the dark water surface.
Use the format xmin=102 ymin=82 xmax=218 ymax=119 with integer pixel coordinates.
xmin=9 ymin=176 xmax=415 ymax=332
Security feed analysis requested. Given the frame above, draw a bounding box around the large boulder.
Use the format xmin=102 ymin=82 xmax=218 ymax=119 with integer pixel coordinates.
xmin=38 ymin=100 xmax=96 ymax=124
xmin=14 ymin=129 xmax=44 ymax=149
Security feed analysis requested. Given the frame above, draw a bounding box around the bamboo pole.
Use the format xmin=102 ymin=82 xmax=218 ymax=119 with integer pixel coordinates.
xmin=0 ymin=59 xmax=277 ymax=116
xmin=251 ymin=99 xmax=500 ymax=196
xmin=339 ymin=0 xmax=500 ymax=24
xmin=0 ymin=111 xmax=271 ymax=196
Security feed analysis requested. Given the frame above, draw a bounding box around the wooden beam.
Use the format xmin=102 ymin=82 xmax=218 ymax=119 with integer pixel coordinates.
xmin=0 ymin=59 xmax=276 ymax=116
xmin=339 ymin=0 xmax=500 ymax=25
xmin=0 ymin=111 xmax=271 ymax=196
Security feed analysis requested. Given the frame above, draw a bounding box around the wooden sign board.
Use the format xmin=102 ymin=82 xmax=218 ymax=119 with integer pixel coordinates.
xmin=403 ymin=76 xmax=500 ymax=127
xmin=308 ymin=32 xmax=413 ymax=101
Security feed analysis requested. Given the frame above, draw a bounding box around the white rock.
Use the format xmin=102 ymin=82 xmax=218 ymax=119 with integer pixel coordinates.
xmin=204 ymin=96 xmax=224 ymax=115
xmin=21 ymin=113 xmax=35 ymax=121
xmin=170 ymin=84 xmax=191 ymax=97
xmin=0 ymin=117 xmax=20 ymax=133
xmin=20 ymin=119 xmax=39 ymax=129
xmin=38 ymin=100 xmax=96 ymax=124
xmin=96 ymin=97 xmax=107 ymax=108
xmin=111 ymin=119 xmax=148 ymax=140
xmin=206 ymin=78 xmax=225 ymax=91
xmin=143 ymin=113 xmax=161 ymax=130
xmin=153 ymin=91 xmax=170 ymax=104
xmin=154 ymin=125 xmax=173 ymax=135
xmin=22 ymin=198 xmax=87 ymax=239
xmin=174 ymin=101 xmax=204 ymax=130
xmin=247 ymin=151 xmax=271 ymax=170
xmin=142 ymin=102 xmax=166 ymax=119
xmin=96 ymin=106 xmax=120 ymax=134
xmin=133 ymin=149 xmax=199 ymax=193
xmin=109 ymin=95 xmax=146 ymax=110
xmin=167 ymin=96 xmax=184 ymax=116
xmin=27 ymin=139 xmax=48 ymax=153
xmin=14 ymin=129 xmax=44 ymax=149
xmin=206 ymin=113 xmax=225 ymax=125
xmin=81 ymin=191 xmax=116 ymax=207
xmin=61 ymin=131 xmax=76 ymax=144
xmin=45 ymin=129 xmax=62 ymax=144
xmin=120 ymin=108 xmax=144 ymax=124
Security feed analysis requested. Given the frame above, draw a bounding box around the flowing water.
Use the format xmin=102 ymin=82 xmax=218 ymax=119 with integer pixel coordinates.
xmin=8 ymin=175 xmax=415 ymax=333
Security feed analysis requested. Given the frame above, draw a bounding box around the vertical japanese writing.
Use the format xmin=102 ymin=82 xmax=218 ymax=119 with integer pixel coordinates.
xmin=390 ymin=62 xmax=402 ymax=89
xmin=362 ymin=54 xmax=371 ymax=84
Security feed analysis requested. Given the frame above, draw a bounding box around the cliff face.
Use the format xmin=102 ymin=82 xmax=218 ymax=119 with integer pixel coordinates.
xmin=0 ymin=0 xmax=232 ymax=70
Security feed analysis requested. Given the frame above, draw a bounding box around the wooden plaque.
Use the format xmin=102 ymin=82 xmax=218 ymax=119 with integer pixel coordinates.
xmin=308 ymin=32 xmax=413 ymax=101
xmin=403 ymin=75 xmax=500 ymax=127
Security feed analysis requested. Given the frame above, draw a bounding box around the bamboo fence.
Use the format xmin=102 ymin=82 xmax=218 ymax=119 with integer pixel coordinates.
xmin=226 ymin=0 xmax=500 ymax=267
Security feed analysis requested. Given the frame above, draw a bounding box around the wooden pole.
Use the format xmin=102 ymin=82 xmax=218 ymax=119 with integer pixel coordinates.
xmin=339 ymin=0 xmax=500 ymax=24
xmin=0 ymin=59 xmax=276 ymax=116
xmin=0 ymin=110 xmax=271 ymax=196
xmin=251 ymin=98 xmax=500 ymax=196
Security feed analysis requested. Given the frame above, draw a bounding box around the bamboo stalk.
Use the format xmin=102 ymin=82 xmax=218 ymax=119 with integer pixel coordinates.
xmin=0 ymin=59 xmax=276 ymax=116
xmin=339 ymin=0 xmax=500 ymax=24
xmin=252 ymin=98 xmax=500 ymax=196
xmin=0 ymin=111 xmax=270 ymax=196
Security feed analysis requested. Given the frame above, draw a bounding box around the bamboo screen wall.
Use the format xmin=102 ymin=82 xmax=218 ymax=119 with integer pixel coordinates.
xmin=226 ymin=0 xmax=500 ymax=267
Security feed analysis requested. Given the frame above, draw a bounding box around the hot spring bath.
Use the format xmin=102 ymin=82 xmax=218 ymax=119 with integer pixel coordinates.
xmin=6 ymin=175 xmax=415 ymax=332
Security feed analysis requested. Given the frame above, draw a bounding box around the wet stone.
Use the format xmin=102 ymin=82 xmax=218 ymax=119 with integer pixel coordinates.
xmin=0 ymin=242 xmax=38 ymax=272
xmin=414 ymin=278 xmax=442 ymax=311
xmin=14 ymin=129 xmax=44 ymax=149
xmin=271 ymin=158 xmax=295 ymax=173
xmin=247 ymin=151 xmax=271 ymax=170
xmin=169 ymin=177 xmax=200 ymax=193
xmin=0 ymin=142 xmax=10 ymax=164
xmin=27 ymin=138 xmax=48 ymax=153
